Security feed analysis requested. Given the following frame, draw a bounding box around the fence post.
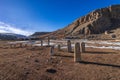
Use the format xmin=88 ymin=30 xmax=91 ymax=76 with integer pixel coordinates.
xmin=80 ymin=42 xmax=85 ymax=53
xmin=67 ymin=40 xmax=72 ymax=52
xmin=74 ymin=42 xmax=81 ymax=62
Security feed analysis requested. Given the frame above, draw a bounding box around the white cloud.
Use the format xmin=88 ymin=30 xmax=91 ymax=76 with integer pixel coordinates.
xmin=0 ymin=21 xmax=33 ymax=36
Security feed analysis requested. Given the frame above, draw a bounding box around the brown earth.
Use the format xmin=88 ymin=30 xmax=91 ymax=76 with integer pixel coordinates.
xmin=0 ymin=41 xmax=120 ymax=80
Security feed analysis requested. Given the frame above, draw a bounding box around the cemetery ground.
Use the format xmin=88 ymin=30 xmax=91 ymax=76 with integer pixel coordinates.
xmin=0 ymin=41 xmax=120 ymax=80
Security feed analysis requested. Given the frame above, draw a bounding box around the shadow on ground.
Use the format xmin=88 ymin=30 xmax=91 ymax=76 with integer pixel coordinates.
xmin=79 ymin=61 xmax=120 ymax=68
xmin=54 ymin=54 xmax=73 ymax=58
xmin=84 ymin=51 xmax=116 ymax=54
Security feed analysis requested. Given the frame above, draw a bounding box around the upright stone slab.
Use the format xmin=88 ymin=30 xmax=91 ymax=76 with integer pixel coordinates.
xmin=10 ymin=44 xmax=13 ymax=48
xmin=10 ymin=44 xmax=12 ymax=48
xmin=58 ymin=44 xmax=61 ymax=51
xmin=48 ymin=37 xmax=50 ymax=46
xmin=41 ymin=40 xmax=43 ymax=46
xmin=67 ymin=40 xmax=72 ymax=52
xmin=19 ymin=43 xmax=22 ymax=48
xmin=50 ymin=46 xmax=54 ymax=56
xmin=13 ymin=44 xmax=16 ymax=48
xmin=74 ymin=42 xmax=81 ymax=62
xmin=24 ymin=44 xmax=27 ymax=47
xmin=29 ymin=38 xmax=31 ymax=42
xmin=80 ymin=42 xmax=85 ymax=53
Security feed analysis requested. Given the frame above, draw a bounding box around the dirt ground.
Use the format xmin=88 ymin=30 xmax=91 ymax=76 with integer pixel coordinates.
xmin=0 ymin=41 xmax=120 ymax=80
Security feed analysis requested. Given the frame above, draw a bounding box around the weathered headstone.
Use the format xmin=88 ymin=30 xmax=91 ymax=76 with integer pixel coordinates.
xmin=58 ymin=44 xmax=61 ymax=51
xmin=24 ymin=44 xmax=27 ymax=47
xmin=10 ymin=44 xmax=12 ymax=48
xmin=29 ymin=38 xmax=31 ymax=42
xmin=48 ymin=37 xmax=50 ymax=46
xmin=19 ymin=43 xmax=22 ymax=48
xmin=50 ymin=46 xmax=54 ymax=56
xmin=12 ymin=44 xmax=16 ymax=48
xmin=74 ymin=42 xmax=81 ymax=62
xmin=41 ymin=40 xmax=43 ymax=46
xmin=80 ymin=42 xmax=85 ymax=53
xmin=67 ymin=40 xmax=72 ymax=52
xmin=31 ymin=44 xmax=32 ymax=47
xmin=12 ymin=44 xmax=15 ymax=48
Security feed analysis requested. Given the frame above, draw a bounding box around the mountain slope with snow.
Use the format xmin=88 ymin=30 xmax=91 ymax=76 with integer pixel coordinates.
xmin=0 ymin=33 xmax=27 ymax=40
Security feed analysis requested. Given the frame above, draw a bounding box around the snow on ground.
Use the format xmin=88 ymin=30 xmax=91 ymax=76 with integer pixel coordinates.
xmin=7 ymin=39 xmax=120 ymax=50
xmin=85 ymin=45 xmax=120 ymax=50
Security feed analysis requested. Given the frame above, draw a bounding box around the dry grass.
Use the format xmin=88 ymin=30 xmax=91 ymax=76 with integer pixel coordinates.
xmin=0 ymin=41 xmax=120 ymax=80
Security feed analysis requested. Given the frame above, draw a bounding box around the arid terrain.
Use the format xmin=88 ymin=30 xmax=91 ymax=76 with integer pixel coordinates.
xmin=1 ymin=1 xmax=120 ymax=80
xmin=0 ymin=40 xmax=120 ymax=80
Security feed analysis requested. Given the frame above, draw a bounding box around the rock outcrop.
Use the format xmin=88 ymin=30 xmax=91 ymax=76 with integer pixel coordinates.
xmin=36 ymin=5 xmax=120 ymax=39
xmin=57 ymin=5 xmax=120 ymax=38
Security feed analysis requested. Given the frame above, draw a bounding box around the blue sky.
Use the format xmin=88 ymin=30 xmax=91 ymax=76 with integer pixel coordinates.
xmin=0 ymin=0 xmax=120 ymax=36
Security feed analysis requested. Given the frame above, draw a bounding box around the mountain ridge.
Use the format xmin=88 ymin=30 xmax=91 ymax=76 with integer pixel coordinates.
xmin=45 ymin=4 xmax=120 ymax=39
xmin=0 ymin=33 xmax=27 ymax=40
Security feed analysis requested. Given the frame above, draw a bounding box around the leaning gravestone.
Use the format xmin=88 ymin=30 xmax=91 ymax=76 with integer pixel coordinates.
xmin=67 ymin=40 xmax=72 ymax=52
xmin=74 ymin=42 xmax=81 ymax=62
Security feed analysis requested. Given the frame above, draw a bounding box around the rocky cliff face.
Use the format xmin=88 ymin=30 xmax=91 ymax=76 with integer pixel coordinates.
xmin=60 ymin=5 xmax=120 ymax=37
xmin=36 ymin=5 xmax=120 ymax=39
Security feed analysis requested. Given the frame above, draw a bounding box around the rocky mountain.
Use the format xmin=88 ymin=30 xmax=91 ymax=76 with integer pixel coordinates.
xmin=64 ymin=5 xmax=120 ymax=35
xmin=47 ymin=5 xmax=120 ymax=39
xmin=31 ymin=32 xmax=51 ymax=37
xmin=0 ymin=33 xmax=27 ymax=40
